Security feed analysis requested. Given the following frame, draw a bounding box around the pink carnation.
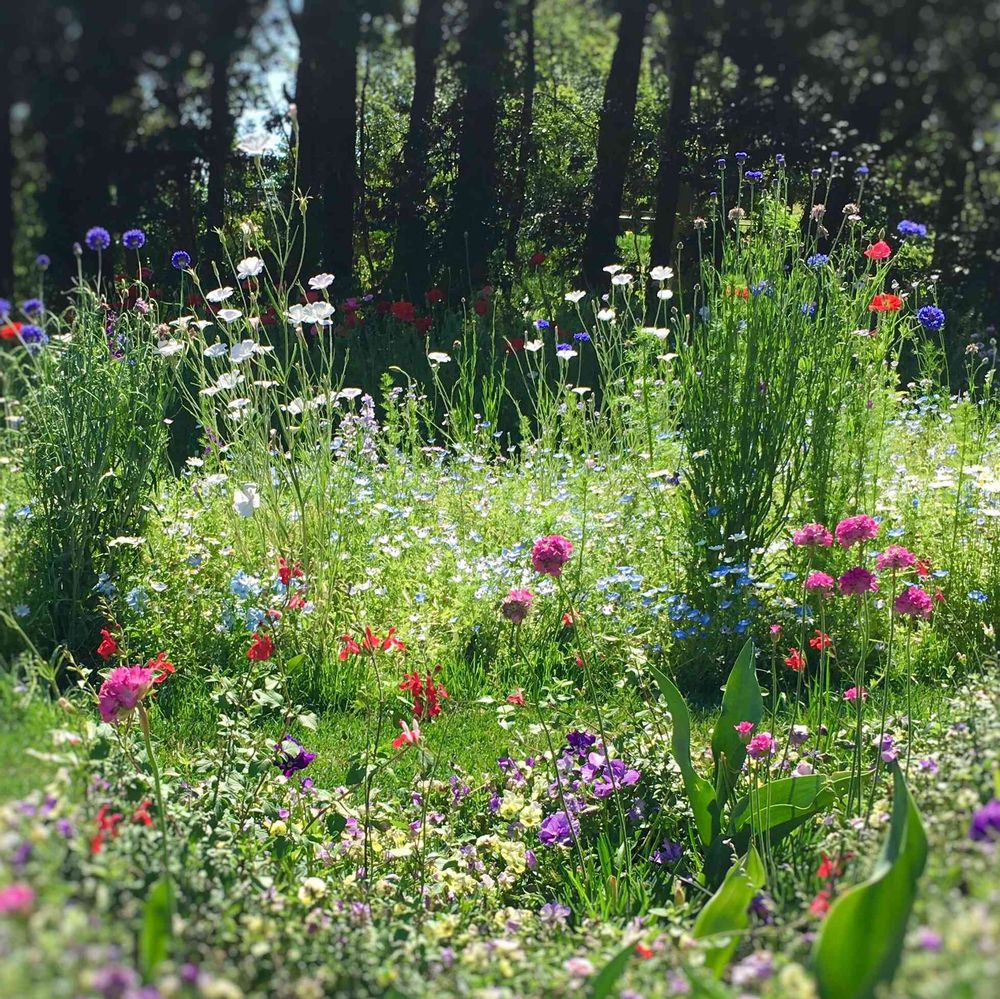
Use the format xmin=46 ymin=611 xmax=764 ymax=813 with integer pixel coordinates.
xmin=98 ymin=665 xmax=155 ymax=725
xmin=531 ymin=535 xmax=574 ymax=577
xmin=747 ymin=731 xmax=777 ymax=760
xmin=834 ymin=514 xmax=879 ymax=549
xmin=805 ymin=571 xmax=835 ymax=594
xmin=838 ymin=566 xmax=879 ymax=596
xmin=0 ymin=883 xmax=34 ymax=915
xmin=875 ymin=545 xmax=916 ymax=571
xmin=501 ymin=588 xmax=535 ymax=625
xmin=734 ymin=720 xmax=755 ymax=742
xmin=792 ymin=523 xmax=833 ymax=547
xmin=894 ymin=585 xmax=933 ymax=619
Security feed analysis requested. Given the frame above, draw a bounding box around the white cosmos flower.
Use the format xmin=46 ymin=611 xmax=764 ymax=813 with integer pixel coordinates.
xmin=597 ymin=309 xmax=616 ymax=321
xmin=237 ymin=131 xmax=275 ymax=156
xmin=427 ymin=352 xmax=451 ymax=365
xmin=308 ymin=273 xmax=335 ymax=290
xmin=229 ymin=340 xmax=257 ymax=364
xmin=603 ymin=264 xmax=623 ymax=275
xmin=237 ymin=256 xmax=264 ymax=280
xmin=233 ymin=483 xmax=261 ymax=518
xmin=157 ymin=339 xmax=184 ymax=357
xmin=205 ymin=286 xmax=234 ymax=303
xmin=564 ymin=290 xmax=586 ymax=303
xmin=217 ymin=308 xmax=243 ymax=323
xmin=649 ymin=266 xmax=674 ymax=281
xmin=611 ymin=273 xmax=633 ymax=286
xmin=657 ymin=288 xmax=674 ymax=301
xmin=524 ymin=339 xmax=544 ymax=352
xmin=204 ymin=342 xmax=228 ymax=358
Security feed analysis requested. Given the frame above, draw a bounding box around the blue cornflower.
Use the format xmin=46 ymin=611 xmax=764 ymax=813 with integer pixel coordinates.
xmin=652 ymin=840 xmax=683 ymax=864
xmin=775 ymin=153 xmax=786 ymax=166
xmin=35 ymin=254 xmax=50 ymax=269
xmin=896 ymin=219 xmax=928 ymax=238
xmin=750 ymin=280 xmax=773 ymax=297
xmin=21 ymin=298 xmax=43 ymax=317
xmin=916 ymin=305 xmax=945 ymax=331
xmin=126 ymin=587 xmax=148 ymax=614
xmin=734 ymin=151 xmax=748 ymax=161
xmin=810 ymin=168 xmax=822 ymax=179
xmin=122 ymin=228 xmax=146 ymax=250
xmin=856 ymin=164 xmax=869 ymax=176
xmin=806 ymin=254 xmax=829 ymax=268
xmin=968 ymin=590 xmax=988 ymax=603
xmin=19 ymin=324 xmax=48 ymax=354
xmin=534 ymin=319 xmax=550 ymax=330
xmin=573 ymin=331 xmax=591 ymax=342
xmin=556 ymin=342 xmax=573 ymax=353
xmin=745 ymin=170 xmax=763 ymax=182
xmin=716 ymin=157 xmax=726 ymax=168
xmin=171 ymin=249 xmax=191 ymax=270
xmin=800 ymin=302 xmax=817 ymax=317
xmin=85 ymin=226 xmax=111 ymax=251
xmin=830 ymin=150 xmax=840 ymax=161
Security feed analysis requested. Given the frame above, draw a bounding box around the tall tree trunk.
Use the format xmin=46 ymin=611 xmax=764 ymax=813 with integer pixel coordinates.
xmin=649 ymin=23 xmax=700 ymax=277
xmin=206 ymin=45 xmax=233 ymax=251
xmin=582 ymin=0 xmax=651 ymax=287
xmin=0 ymin=72 xmax=13 ymax=296
xmin=389 ymin=0 xmax=445 ymax=295
xmin=293 ymin=0 xmax=360 ymax=285
xmin=504 ymin=0 xmax=537 ymax=268
xmin=447 ymin=0 xmax=507 ymax=290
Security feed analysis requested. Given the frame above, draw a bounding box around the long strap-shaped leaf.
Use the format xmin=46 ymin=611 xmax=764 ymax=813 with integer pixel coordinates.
xmin=711 ymin=639 xmax=763 ymax=809
xmin=812 ymin=765 xmax=928 ymax=999
xmin=649 ymin=663 xmax=718 ymax=845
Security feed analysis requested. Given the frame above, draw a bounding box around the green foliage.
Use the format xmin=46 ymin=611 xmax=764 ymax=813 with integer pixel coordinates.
xmin=138 ymin=878 xmax=173 ymax=979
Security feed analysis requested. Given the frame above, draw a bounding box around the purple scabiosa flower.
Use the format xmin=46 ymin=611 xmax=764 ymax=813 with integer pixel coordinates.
xmin=894 ymin=585 xmax=934 ymax=619
xmin=917 ymin=305 xmax=945 ymax=331
xmin=793 ymin=522 xmax=833 ymax=547
xmin=500 ymin=588 xmax=535 ymax=625
xmin=897 ymin=219 xmax=928 ymax=238
xmin=122 ymin=228 xmax=146 ymax=250
xmin=21 ymin=298 xmax=43 ymax=317
xmin=875 ymin=545 xmax=916 ymax=571
xmin=835 ymin=514 xmax=879 ymax=548
xmin=838 ymin=566 xmax=879 ymax=596
xmin=35 ymin=254 xmax=50 ymax=269
xmin=273 ymin=735 xmax=317 ymax=777
xmin=538 ymin=811 xmax=578 ymax=846
xmin=652 ymin=839 xmax=682 ymax=864
xmin=85 ymin=226 xmax=111 ymax=251
xmin=805 ymin=571 xmax=835 ymax=595
xmin=171 ymin=250 xmax=191 ymax=270
xmin=531 ymin=534 xmax=573 ymax=577
xmin=968 ymin=799 xmax=1000 ymax=842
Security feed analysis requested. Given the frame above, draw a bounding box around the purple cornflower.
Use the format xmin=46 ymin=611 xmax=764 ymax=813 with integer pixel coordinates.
xmin=897 ymin=219 xmax=928 ymax=238
xmin=652 ymin=840 xmax=683 ymax=864
xmin=21 ymin=298 xmax=43 ymax=317
xmin=35 ymin=254 xmax=50 ymax=269
xmin=85 ymin=226 xmax=111 ymax=251
xmin=122 ymin=228 xmax=146 ymax=250
xmin=171 ymin=249 xmax=191 ymax=270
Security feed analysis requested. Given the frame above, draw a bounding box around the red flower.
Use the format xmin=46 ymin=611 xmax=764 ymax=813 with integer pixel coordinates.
xmin=784 ymin=647 xmax=806 ymax=672
xmin=506 ymin=689 xmax=526 ymax=706
xmin=390 ymin=301 xmax=416 ymax=323
xmin=132 ymin=799 xmax=154 ymax=828
xmin=1 ymin=321 xmax=23 ymax=341
xmin=375 ymin=300 xmax=391 ymax=315
xmin=864 ymin=240 xmax=892 ymax=261
xmin=247 ymin=633 xmax=274 ymax=661
xmin=635 ymin=943 xmax=654 ymax=960
xmin=474 ymin=298 xmax=489 ymax=317
xmin=808 ymin=630 xmax=833 ymax=651
xmin=414 ymin=316 xmax=433 ymax=335
xmin=869 ymin=293 xmax=903 ymax=312
xmin=146 ymin=652 xmax=175 ymax=684
xmin=392 ymin=718 xmax=421 ymax=749
xmin=809 ymin=888 xmax=832 ymax=917
xmin=561 ymin=611 xmax=576 ymax=629
xmin=425 ymin=287 xmax=444 ymax=305
xmin=725 ymin=285 xmax=750 ymax=299
xmin=96 ymin=629 xmax=118 ymax=661
xmin=529 ymin=251 xmax=546 ymax=266
xmin=916 ymin=559 xmax=931 ymax=578
xmin=505 ymin=337 xmax=525 ymax=354
xmin=339 ymin=627 xmax=406 ymax=660
xmin=278 ymin=557 xmax=303 ymax=587
xmin=91 ymin=804 xmax=124 ymax=854
xmin=287 ymin=593 xmax=307 ymax=611
xmin=399 ymin=666 xmax=449 ymax=719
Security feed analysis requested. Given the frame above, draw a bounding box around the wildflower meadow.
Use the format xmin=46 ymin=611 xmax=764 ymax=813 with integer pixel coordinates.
xmin=1 ymin=4 xmax=999 ymax=998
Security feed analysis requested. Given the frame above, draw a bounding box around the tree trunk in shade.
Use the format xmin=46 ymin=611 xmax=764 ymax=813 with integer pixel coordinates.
xmin=504 ymin=0 xmax=537 ymax=268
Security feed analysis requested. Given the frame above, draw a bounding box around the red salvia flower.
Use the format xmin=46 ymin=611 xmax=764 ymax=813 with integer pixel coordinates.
xmin=278 ymin=557 xmax=303 ymax=587
xmin=247 ymin=633 xmax=274 ymax=661
xmin=96 ymin=629 xmax=118 ymax=661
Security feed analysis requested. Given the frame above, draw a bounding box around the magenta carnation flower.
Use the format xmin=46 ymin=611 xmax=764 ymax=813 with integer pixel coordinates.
xmin=875 ymin=545 xmax=916 ymax=571
xmin=98 ymin=665 xmax=155 ymax=725
xmin=894 ymin=585 xmax=933 ymax=619
xmin=531 ymin=535 xmax=574 ymax=577
xmin=834 ymin=514 xmax=880 ymax=549
xmin=792 ymin=523 xmax=833 ymax=547
xmin=747 ymin=731 xmax=777 ymax=760
xmin=805 ymin=571 xmax=835 ymax=594
xmin=839 ymin=566 xmax=879 ymax=596
xmin=501 ymin=588 xmax=535 ymax=625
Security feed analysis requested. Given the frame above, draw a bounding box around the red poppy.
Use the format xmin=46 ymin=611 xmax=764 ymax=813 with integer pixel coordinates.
xmin=808 ymin=630 xmax=833 ymax=651
xmin=505 ymin=337 xmax=525 ymax=354
xmin=390 ymin=301 xmax=416 ymax=323
xmin=1 ymin=321 xmax=24 ymax=341
xmin=425 ymin=287 xmax=444 ymax=305
xmin=414 ymin=316 xmax=433 ymax=335
xmin=96 ymin=629 xmax=118 ymax=661
xmin=869 ymin=293 xmax=903 ymax=312
xmin=784 ymin=647 xmax=806 ymax=672
xmin=864 ymin=240 xmax=892 ymax=261
xmin=247 ymin=632 xmax=274 ymax=661
xmin=529 ymin=251 xmax=546 ymax=266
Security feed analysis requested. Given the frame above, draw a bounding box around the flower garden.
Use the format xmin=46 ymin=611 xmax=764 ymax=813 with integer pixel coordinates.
xmin=0 ymin=157 xmax=998 ymax=999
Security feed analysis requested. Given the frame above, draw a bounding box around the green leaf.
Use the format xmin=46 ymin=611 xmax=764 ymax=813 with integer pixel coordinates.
xmin=138 ymin=877 xmax=173 ymax=980
xmin=588 ymin=943 xmax=634 ymax=999
xmin=649 ymin=663 xmax=718 ymax=845
xmin=692 ymin=847 xmax=765 ymax=978
xmin=286 ymin=653 xmax=306 ymax=672
xmin=813 ymin=765 xmax=928 ymax=999
xmin=711 ymin=640 xmax=763 ymax=807
xmin=731 ymin=772 xmax=853 ymax=845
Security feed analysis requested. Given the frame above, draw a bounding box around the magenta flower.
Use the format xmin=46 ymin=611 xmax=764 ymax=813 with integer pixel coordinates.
xmin=501 ymin=588 xmax=535 ymax=625
xmin=0 ymin=883 xmax=34 ymax=915
xmin=843 ymin=686 xmax=867 ymax=702
xmin=747 ymin=731 xmax=777 ymax=760
xmin=875 ymin=545 xmax=916 ymax=572
xmin=531 ymin=535 xmax=574 ymax=577
xmin=838 ymin=566 xmax=879 ymax=596
xmin=894 ymin=585 xmax=933 ymax=619
xmin=734 ymin=720 xmax=755 ymax=743
xmin=834 ymin=514 xmax=880 ymax=549
xmin=98 ymin=665 xmax=155 ymax=725
xmin=805 ymin=571 xmax=835 ymax=594
xmin=792 ymin=523 xmax=833 ymax=547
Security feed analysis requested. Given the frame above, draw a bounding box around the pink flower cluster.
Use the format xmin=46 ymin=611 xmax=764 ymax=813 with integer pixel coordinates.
xmin=834 ymin=515 xmax=880 ymax=549
xmin=805 ymin=571 xmax=835 ymax=595
xmin=501 ymin=588 xmax=535 ymax=625
xmin=894 ymin=585 xmax=934 ymax=619
xmin=531 ymin=535 xmax=574 ymax=577
xmin=747 ymin=731 xmax=777 ymax=760
xmin=875 ymin=545 xmax=916 ymax=571
xmin=793 ymin=523 xmax=833 ymax=548
xmin=98 ymin=665 xmax=155 ymax=725
xmin=0 ymin=883 xmax=34 ymax=915
xmin=838 ymin=566 xmax=879 ymax=596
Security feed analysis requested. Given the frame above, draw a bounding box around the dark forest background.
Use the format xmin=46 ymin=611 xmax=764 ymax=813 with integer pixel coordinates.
xmin=1 ymin=0 xmax=999 ymax=336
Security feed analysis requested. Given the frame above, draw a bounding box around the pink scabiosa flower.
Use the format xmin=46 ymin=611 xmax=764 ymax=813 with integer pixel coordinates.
xmin=501 ymin=588 xmax=535 ymax=625
xmin=875 ymin=545 xmax=916 ymax=572
xmin=747 ymin=731 xmax=778 ymax=760
xmin=98 ymin=665 xmax=155 ymax=725
xmin=805 ymin=571 xmax=835 ymax=595
xmin=531 ymin=534 xmax=573 ymax=577
xmin=838 ymin=566 xmax=879 ymax=596
xmin=792 ymin=523 xmax=833 ymax=548
xmin=835 ymin=514 xmax=880 ymax=549
xmin=894 ymin=585 xmax=934 ymax=619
